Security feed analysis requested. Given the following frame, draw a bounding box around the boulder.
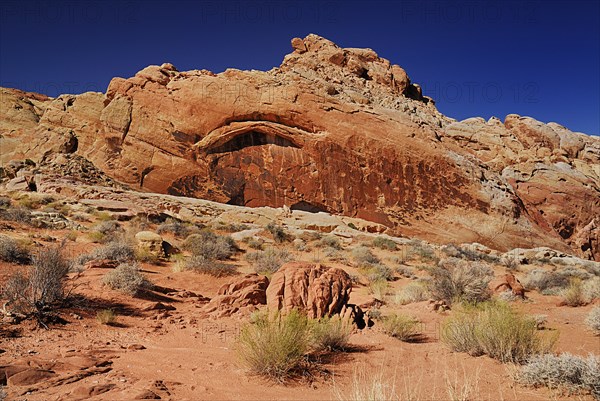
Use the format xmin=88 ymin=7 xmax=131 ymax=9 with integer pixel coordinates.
xmin=266 ymin=262 xmax=352 ymax=318
xmin=202 ymin=274 xmax=269 ymax=317
xmin=492 ymin=273 xmax=525 ymax=299
xmin=135 ymin=231 xmax=167 ymax=258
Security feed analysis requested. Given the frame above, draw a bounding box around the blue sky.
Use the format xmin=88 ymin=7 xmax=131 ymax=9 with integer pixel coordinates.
xmin=1 ymin=0 xmax=598 ymax=135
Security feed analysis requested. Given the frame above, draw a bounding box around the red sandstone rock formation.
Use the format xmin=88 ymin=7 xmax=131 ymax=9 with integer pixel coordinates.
xmin=266 ymin=262 xmax=352 ymax=318
xmin=1 ymin=34 xmax=598 ymax=259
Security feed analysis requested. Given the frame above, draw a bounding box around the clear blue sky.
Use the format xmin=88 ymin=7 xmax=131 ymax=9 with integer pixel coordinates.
xmin=1 ymin=0 xmax=598 ymax=135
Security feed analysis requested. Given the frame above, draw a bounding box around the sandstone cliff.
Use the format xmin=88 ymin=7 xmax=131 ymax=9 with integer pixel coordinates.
xmin=1 ymin=34 xmax=598 ymax=260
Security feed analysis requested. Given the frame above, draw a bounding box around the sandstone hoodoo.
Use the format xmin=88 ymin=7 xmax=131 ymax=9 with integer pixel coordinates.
xmin=1 ymin=34 xmax=598 ymax=260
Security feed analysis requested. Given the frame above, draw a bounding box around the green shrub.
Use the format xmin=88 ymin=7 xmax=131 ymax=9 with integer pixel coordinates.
xmin=0 ymin=235 xmax=31 ymax=264
xmin=246 ymin=247 xmax=291 ymax=275
xmin=428 ymin=259 xmax=493 ymax=305
xmin=184 ymin=255 xmax=236 ymax=277
xmin=183 ymin=231 xmax=237 ymax=260
xmin=441 ymin=302 xmax=557 ymax=363
xmin=311 ymin=316 xmax=352 ymax=352
xmin=585 ymin=306 xmax=600 ymax=335
xmin=102 ymin=263 xmax=152 ymax=296
xmin=518 ymin=353 xmax=600 ymax=399
xmin=236 ymin=310 xmax=311 ymax=382
xmin=381 ymin=313 xmax=421 ymax=342
xmin=372 ymin=236 xmax=397 ymax=251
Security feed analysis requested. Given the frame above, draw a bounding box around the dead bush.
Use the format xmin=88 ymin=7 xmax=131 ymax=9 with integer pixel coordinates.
xmin=1 ymin=247 xmax=71 ymax=322
xmin=246 ymin=247 xmax=291 ymax=275
xmin=585 ymin=306 xmax=600 ymax=335
xmin=183 ymin=231 xmax=237 ymax=260
xmin=184 ymin=255 xmax=236 ymax=277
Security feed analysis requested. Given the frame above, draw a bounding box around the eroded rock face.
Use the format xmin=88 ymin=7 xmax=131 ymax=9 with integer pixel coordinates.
xmin=266 ymin=262 xmax=352 ymax=318
xmin=1 ymin=34 xmax=598 ymax=260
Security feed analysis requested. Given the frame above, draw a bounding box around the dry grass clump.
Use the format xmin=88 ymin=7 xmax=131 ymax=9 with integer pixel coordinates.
xmin=0 ymin=235 xmax=31 ymax=264
xmin=442 ymin=302 xmax=557 ymax=363
xmin=334 ymin=367 xmax=398 ymax=401
xmin=394 ymin=282 xmax=430 ymax=305
xmin=1 ymin=248 xmax=71 ymax=320
xmin=583 ymin=277 xmax=600 ymax=303
xmin=585 ymin=306 xmax=600 ymax=335
xmin=368 ymin=279 xmax=389 ymax=301
xmin=246 ymin=247 xmax=291 ymax=275
xmin=236 ymin=310 xmax=311 ymax=382
xmin=96 ymin=309 xmax=117 ymax=325
xmin=184 ymin=255 xmax=236 ymax=277
xmin=381 ymin=313 xmax=421 ymax=342
xmin=183 ymin=231 xmax=237 ymax=260
xmin=310 ymin=316 xmax=352 ymax=352
xmin=102 ymin=263 xmax=152 ymax=296
xmin=560 ymin=278 xmax=586 ymax=307
xmin=518 ymin=353 xmax=600 ymax=399
xmin=428 ymin=258 xmax=493 ymax=305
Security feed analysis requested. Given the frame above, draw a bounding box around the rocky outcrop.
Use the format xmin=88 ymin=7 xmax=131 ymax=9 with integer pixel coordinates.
xmin=266 ymin=262 xmax=352 ymax=318
xmin=201 ymin=274 xmax=269 ymax=317
xmin=1 ymin=34 xmax=598 ymax=260
xmin=492 ymin=273 xmax=525 ymax=299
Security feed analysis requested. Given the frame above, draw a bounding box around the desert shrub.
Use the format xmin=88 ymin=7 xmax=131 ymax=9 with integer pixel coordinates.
xmin=352 ymin=246 xmax=380 ymax=266
xmin=409 ymin=241 xmax=439 ymax=262
xmin=183 ymin=231 xmax=237 ymax=260
xmin=2 ymin=247 xmax=71 ymax=317
xmin=395 ymin=265 xmax=416 ymax=279
xmin=293 ymin=238 xmax=307 ymax=251
xmin=246 ymin=247 xmax=291 ymax=275
xmin=318 ymin=235 xmax=342 ymax=250
xmin=560 ymin=278 xmax=586 ymax=307
xmin=583 ymin=277 xmax=600 ymax=303
xmin=364 ymin=263 xmax=394 ymax=282
xmin=246 ymin=237 xmax=264 ymax=250
xmin=395 ymin=282 xmax=429 ymax=305
xmin=530 ymin=314 xmax=548 ymax=330
xmin=441 ymin=302 xmax=556 ymax=363
xmin=372 ymin=236 xmax=397 ymax=251
xmin=518 ymin=353 xmax=600 ymax=399
xmin=0 ymin=207 xmax=32 ymax=223
xmin=369 ymin=279 xmax=389 ymax=300
xmin=0 ymin=235 xmax=31 ymax=264
xmin=77 ymin=241 xmax=136 ymax=266
xmin=586 ymin=306 xmax=600 ymax=335
xmin=523 ymin=269 xmax=570 ymax=294
xmin=236 ymin=310 xmax=311 ymax=382
xmin=0 ymin=197 xmax=11 ymax=208
xmin=214 ymin=221 xmax=250 ymax=233
xmin=428 ymin=259 xmax=493 ymax=305
xmin=265 ymin=222 xmax=290 ymax=243
xmin=96 ymin=309 xmax=117 ymax=325
xmin=184 ymin=255 xmax=236 ymax=277
xmin=381 ymin=313 xmax=421 ymax=342
xmin=322 ymin=246 xmax=346 ymax=262
xmin=157 ymin=218 xmax=195 ymax=238
xmin=102 ymin=263 xmax=152 ymax=296
xmin=310 ymin=316 xmax=352 ymax=352
xmin=93 ymin=220 xmax=121 ymax=235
